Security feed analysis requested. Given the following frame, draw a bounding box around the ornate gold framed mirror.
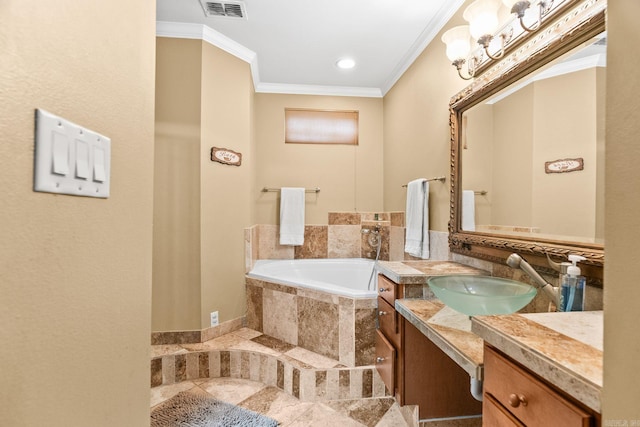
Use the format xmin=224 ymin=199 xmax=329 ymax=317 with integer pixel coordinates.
xmin=448 ymin=0 xmax=606 ymax=274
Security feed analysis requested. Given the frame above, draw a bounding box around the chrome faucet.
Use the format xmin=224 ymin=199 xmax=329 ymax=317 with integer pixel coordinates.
xmin=506 ymin=253 xmax=559 ymax=308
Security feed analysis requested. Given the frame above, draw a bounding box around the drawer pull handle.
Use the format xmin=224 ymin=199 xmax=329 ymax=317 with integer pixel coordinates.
xmin=379 ymin=287 xmax=389 ymax=293
xmin=379 ymin=310 xmax=387 ymax=316
xmin=508 ymin=393 xmax=528 ymax=408
xmin=376 ymin=357 xmax=385 ymax=363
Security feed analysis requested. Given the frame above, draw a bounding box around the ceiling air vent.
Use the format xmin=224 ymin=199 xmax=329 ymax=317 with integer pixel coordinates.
xmin=199 ymin=1 xmax=247 ymax=19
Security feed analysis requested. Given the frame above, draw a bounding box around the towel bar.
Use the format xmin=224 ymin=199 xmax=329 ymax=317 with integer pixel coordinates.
xmin=401 ymin=176 xmax=446 ymax=187
xmin=261 ymin=187 xmax=320 ymax=193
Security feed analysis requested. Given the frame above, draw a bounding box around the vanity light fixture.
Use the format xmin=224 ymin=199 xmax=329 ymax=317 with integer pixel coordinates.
xmin=442 ymin=0 xmax=559 ymax=80
xmin=336 ymin=58 xmax=356 ymax=70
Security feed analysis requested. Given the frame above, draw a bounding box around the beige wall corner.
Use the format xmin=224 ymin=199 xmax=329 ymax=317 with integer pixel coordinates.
xmin=603 ymin=0 xmax=640 ymax=422
xmin=200 ymin=42 xmax=254 ymax=328
xmin=154 ymin=38 xmax=254 ymax=330
xmin=382 ymin=1 xmax=472 ymax=233
xmin=154 ymin=38 xmax=203 ymax=331
xmin=0 ymin=1 xmax=156 ymax=425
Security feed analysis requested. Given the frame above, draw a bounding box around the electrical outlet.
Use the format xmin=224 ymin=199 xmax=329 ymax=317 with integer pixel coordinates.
xmin=210 ymin=311 xmax=219 ymax=327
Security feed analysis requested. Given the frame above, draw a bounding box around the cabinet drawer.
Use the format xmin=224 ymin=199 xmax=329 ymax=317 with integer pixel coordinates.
xmin=375 ymin=329 xmax=395 ymax=395
xmin=483 ymin=393 xmax=525 ymax=427
xmin=484 ymin=345 xmax=592 ymax=427
xmin=378 ymin=275 xmax=399 ymax=304
xmin=378 ymin=296 xmax=400 ymax=348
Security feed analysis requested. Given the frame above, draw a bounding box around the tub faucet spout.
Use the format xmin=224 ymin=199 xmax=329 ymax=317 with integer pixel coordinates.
xmin=506 ymin=253 xmax=559 ymax=308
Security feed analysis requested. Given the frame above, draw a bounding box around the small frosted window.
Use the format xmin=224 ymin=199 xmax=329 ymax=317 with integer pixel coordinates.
xmin=285 ymin=109 xmax=359 ymax=145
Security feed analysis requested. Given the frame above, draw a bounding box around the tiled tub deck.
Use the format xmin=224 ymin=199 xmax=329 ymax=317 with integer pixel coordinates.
xmin=246 ymin=278 xmax=377 ymax=367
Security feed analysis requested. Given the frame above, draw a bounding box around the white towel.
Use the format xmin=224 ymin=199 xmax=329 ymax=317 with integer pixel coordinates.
xmin=405 ymin=179 xmax=429 ymax=259
xmin=462 ymin=190 xmax=476 ymax=231
xmin=279 ymin=187 xmax=305 ymax=245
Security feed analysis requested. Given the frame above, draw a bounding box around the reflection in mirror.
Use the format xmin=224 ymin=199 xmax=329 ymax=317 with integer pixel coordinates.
xmin=460 ymin=33 xmax=606 ymax=245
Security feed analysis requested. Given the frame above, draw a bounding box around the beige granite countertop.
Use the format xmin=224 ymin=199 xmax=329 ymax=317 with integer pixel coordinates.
xmin=377 ymin=260 xmax=488 ymax=284
xmin=472 ymin=311 xmax=603 ymax=413
xmin=395 ymin=299 xmax=485 ymax=380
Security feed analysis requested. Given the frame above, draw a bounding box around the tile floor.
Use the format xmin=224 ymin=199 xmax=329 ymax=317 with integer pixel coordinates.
xmin=151 ymin=327 xmax=415 ymax=427
xmin=151 ymin=378 xmax=411 ymax=426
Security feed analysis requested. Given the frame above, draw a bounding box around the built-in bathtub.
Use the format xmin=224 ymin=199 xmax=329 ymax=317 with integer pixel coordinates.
xmin=247 ymin=258 xmax=378 ymax=298
xmin=245 ymin=258 xmax=378 ymax=367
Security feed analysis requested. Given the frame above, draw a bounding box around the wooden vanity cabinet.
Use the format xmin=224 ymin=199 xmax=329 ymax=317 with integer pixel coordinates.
xmin=375 ymin=274 xmax=482 ymax=419
xmin=483 ymin=344 xmax=598 ymax=427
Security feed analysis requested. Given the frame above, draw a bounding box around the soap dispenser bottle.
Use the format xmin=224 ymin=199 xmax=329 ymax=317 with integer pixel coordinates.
xmin=559 ymin=254 xmax=586 ymax=312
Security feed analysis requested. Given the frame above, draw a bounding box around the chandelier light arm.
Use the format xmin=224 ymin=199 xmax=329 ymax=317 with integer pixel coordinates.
xmin=453 ymin=59 xmax=475 ymax=81
xmin=517 ymin=0 xmax=554 ymax=33
xmin=478 ymin=29 xmax=513 ymax=61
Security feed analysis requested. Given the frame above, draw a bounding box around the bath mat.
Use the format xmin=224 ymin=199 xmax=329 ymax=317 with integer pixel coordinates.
xmin=151 ymin=391 xmax=279 ymax=427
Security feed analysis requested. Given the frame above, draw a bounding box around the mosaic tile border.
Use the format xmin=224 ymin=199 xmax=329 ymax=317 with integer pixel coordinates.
xmin=151 ymin=349 xmax=389 ymax=402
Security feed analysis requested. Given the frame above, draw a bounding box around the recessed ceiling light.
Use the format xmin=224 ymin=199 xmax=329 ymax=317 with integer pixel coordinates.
xmin=336 ymin=58 xmax=356 ymax=70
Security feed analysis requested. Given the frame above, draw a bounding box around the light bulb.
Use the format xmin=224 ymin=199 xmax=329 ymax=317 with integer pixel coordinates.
xmin=464 ymin=0 xmax=501 ymax=40
xmin=441 ymin=26 xmax=472 ymax=62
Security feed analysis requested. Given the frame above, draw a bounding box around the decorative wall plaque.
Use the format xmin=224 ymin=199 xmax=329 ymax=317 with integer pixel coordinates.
xmin=211 ymin=147 xmax=242 ymax=166
xmin=545 ymin=158 xmax=584 ymax=174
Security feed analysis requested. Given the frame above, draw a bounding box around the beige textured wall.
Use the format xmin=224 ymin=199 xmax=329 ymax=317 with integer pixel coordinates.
xmin=461 ymin=104 xmax=494 ymax=226
xmin=603 ymin=0 xmax=640 ymax=421
xmin=532 ymin=70 xmax=598 ymax=237
xmin=200 ymin=42 xmax=253 ymax=328
xmin=595 ymin=66 xmax=606 ymax=241
xmin=253 ymin=94 xmax=384 ymax=225
xmin=154 ymin=38 xmax=203 ymax=330
xmin=0 ymin=0 xmax=155 ymax=426
xmin=492 ymin=85 xmax=535 ymax=227
xmin=382 ymin=2 xmax=470 ymax=232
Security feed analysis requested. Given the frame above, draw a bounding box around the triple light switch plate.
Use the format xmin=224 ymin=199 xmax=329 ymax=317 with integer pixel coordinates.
xmin=33 ymin=109 xmax=111 ymax=198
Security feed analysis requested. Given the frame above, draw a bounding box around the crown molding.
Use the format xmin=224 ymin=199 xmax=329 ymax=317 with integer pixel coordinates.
xmin=255 ymin=83 xmax=382 ymax=98
xmin=157 ymin=8 xmax=468 ymax=99
xmin=156 ymin=21 xmax=255 ymax=64
xmin=380 ymin=0 xmax=466 ymax=96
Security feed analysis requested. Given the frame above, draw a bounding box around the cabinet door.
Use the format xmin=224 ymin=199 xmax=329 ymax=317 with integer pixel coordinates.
xmin=483 ymin=393 xmax=525 ymax=427
xmin=375 ymin=329 xmax=395 ymax=395
xmin=378 ymin=296 xmax=400 ymax=349
xmin=484 ymin=345 xmax=593 ymax=427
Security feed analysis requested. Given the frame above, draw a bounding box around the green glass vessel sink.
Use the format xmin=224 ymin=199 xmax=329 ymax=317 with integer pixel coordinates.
xmin=427 ymin=275 xmax=537 ymax=316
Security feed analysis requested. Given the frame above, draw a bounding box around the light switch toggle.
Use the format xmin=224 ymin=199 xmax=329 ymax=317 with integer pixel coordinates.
xmin=75 ymin=140 xmax=89 ymax=179
xmin=52 ymin=132 xmax=70 ymax=175
xmin=93 ymin=147 xmax=106 ymax=182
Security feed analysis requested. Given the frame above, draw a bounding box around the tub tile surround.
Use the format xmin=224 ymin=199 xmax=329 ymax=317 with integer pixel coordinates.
xmin=245 ymin=211 xmax=410 ymax=271
xmin=247 ymin=277 xmax=377 ymax=367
